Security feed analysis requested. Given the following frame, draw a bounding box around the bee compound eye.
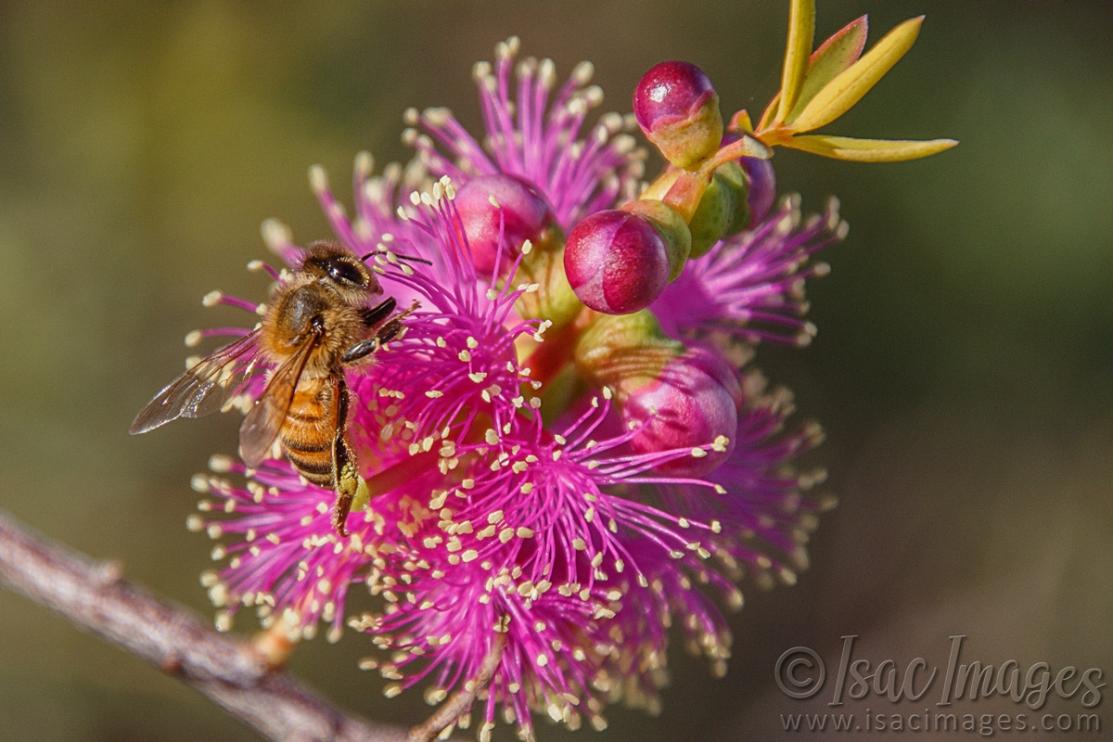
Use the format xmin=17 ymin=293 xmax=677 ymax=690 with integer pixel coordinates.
xmin=328 ymin=260 xmax=365 ymax=287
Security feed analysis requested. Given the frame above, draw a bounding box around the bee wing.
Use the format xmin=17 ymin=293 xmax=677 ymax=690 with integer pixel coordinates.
xmin=237 ymin=331 xmax=319 ymax=467
xmin=129 ymin=332 xmax=263 ymax=435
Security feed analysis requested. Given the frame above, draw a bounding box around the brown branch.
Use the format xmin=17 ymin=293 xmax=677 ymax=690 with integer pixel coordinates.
xmin=0 ymin=509 xmax=407 ymax=742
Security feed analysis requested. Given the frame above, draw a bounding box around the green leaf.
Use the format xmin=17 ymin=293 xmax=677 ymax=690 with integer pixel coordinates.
xmin=774 ymin=0 xmax=816 ymax=124
xmin=781 ymin=134 xmax=958 ymax=162
xmin=791 ymin=16 xmax=924 ymax=134
xmin=787 ymin=15 xmax=869 ymax=122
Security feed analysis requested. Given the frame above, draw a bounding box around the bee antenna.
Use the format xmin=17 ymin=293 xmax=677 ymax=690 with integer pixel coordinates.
xmin=393 ymin=252 xmax=433 ymax=266
xmin=360 ymin=249 xmax=432 ymax=266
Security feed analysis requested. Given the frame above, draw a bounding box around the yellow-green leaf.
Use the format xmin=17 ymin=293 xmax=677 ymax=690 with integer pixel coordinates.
xmin=757 ymin=92 xmax=781 ymax=132
xmin=787 ymin=15 xmax=869 ymax=122
xmin=781 ymin=134 xmax=958 ymax=162
xmin=774 ymin=0 xmax=816 ymax=124
xmin=791 ymin=16 xmax=924 ymax=134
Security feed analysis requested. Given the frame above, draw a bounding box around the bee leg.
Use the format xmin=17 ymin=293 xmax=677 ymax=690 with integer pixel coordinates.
xmin=331 ymin=377 xmax=361 ymax=537
xmin=332 ymin=437 xmax=360 ymax=537
xmin=340 ymin=338 xmax=379 ymax=364
xmin=360 ymin=297 xmax=397 ymax=329
xmin=340 ymin=318 xmax=405 ymax=364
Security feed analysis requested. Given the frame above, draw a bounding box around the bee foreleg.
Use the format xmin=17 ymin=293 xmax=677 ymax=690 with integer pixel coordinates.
xmin=331 ymin=377 xmax=362 ymax=536
xmin=360 ymin=297 xmax=397 ymax=329
xmin=341 ymin=318 xmax=405 ymax=364
xmin=340 ymin=338 xmax=380 ymax=364
xmin=375 ymin=317 xmax=405 ymax=343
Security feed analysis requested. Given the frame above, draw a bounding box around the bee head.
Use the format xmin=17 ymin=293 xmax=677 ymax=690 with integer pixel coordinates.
xmin=301 ymin=242 xmax=381 ymax=296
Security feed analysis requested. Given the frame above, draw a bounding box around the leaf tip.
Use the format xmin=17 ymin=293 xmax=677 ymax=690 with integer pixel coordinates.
xmin=893 ymin=15 xmax=926 ymax=44
xmin=852 ymin=14 xmax=870 ymax=52
xmin=849 ymin=14 xmax=870 ymax=34
xmin=812 ymin=14 xmax=870 ymax=65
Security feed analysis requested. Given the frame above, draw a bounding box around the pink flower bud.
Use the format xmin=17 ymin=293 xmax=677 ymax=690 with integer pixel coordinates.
xmin=621 ymin=347 xmax=740 ymax=475
xmin=564 ymin=209 xmax=670 ymax=314
xmin=633 ymin=61 xmax=723 ymax=168
xmin=454 ymin=174 xmax=552 ymax=275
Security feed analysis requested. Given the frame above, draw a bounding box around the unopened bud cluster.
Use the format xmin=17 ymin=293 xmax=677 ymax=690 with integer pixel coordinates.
xmin=565 ymin=61 xmax=773 ymax=315
xmin=449 ymin=60 xmax=783 ymax=476
xmin=419 ymin=8 xmax=952 ymax=493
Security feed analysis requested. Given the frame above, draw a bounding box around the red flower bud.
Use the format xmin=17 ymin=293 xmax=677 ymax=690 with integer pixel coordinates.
xmin=633 ymin=61 xmax=723 ymax=168
xmin=564 ymin=209 xmax=670 ymax=314
xmin=621 ymin=347 xmax=740 ymax=475
xmin=454 ymin=174 xmax=552 ymax=275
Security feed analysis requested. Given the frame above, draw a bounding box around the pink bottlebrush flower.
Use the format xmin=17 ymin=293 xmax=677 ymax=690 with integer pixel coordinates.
xmin=657 ymin=372 xmax=833 ymax=588
xmin=355 ymin=566 xmax=617 ymax=738
xmin=180 ymin=81 xmax=834 ymax=740
xmin=143 ymin=7 xmax=955 ymax=733
xmin=175 ymin=99 xmax=826 ymax=740
xmin=190 ymin=456 xmax=379 ymax=642
xmin=403 ymin=37 xmax=643 ymax=230
xmin=349 ymin=395 xmax=738 ymax=734
xmin=652 ymin=195 xmax=847 ymax=348
xmin=190 ymin=186 xmax=546 ymax=640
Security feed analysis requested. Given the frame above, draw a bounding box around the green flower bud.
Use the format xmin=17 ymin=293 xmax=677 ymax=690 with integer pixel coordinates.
xmin=714 ymin=160 xmax=751 ymax=238
xmin=621 ymin=199 xmax=691 ymax=280
xmin=642 ymin=162 xmax=750 ymax=258
xmin=573 ymin=310 xmax=679 ymax=382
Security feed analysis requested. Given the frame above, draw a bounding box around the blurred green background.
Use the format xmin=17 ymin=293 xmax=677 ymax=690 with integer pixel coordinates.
xmin=1 ymin=1 xmax=1110 ymax=739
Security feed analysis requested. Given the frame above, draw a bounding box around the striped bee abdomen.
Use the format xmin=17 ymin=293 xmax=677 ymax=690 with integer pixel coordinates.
xmin=281 ymin=379 xmax=336 ymax=487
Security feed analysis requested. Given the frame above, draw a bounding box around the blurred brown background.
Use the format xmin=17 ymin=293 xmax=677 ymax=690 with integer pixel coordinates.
xmin=1 ymin=1 xmax=1110 ymax=739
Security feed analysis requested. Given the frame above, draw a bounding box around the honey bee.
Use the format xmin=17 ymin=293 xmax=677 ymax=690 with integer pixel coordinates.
xmin=130 ymin=241 xmax=420 ymax=535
